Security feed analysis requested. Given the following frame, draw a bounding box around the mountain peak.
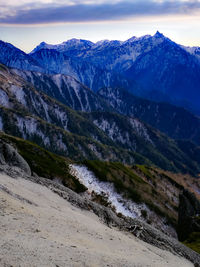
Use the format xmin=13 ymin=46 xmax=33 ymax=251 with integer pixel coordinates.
xmin=30 ymin=41 xmax=49 ymax=54
xmin=126 ymin=36 xmax=137 ymax=43
xmin=63 ymin=38 xmax=94 ymax=45
xmin=63 ymin=38 xmax=81 ymax=44
xmin=95 ymin=39 xmax=110 ymax=46
xmin=125 ymin=34 xmax=151 ymax=44
xmin=154 ymin=31 xmax=165 ymax=38
xmin=40 ymin=41 xmax=47 ymax=45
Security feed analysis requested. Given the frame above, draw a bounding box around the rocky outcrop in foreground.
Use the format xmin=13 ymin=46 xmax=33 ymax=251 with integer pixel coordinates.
xmin=0 ymin=141 xmax=31 ymax=175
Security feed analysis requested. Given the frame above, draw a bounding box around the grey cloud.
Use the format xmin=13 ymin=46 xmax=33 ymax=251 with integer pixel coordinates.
xmin=0 ymin=0 xmax=200 ymax=24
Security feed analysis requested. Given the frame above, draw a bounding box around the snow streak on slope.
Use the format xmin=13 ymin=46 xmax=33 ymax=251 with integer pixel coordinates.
xmin=69 ymin=164 xmax=148 ymax=219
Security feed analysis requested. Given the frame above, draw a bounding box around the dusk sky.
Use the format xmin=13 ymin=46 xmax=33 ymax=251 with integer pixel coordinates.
xmin=0 ymin=0 xmax=200 ymax=52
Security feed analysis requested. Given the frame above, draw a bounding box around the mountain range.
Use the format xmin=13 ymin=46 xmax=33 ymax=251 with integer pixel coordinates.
xmin=1 ymin=32 xmax=200 ymax=114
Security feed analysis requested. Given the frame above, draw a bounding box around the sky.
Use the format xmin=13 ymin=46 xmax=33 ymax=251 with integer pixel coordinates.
xmin=0 ymin=0 xmax=200 ymax=52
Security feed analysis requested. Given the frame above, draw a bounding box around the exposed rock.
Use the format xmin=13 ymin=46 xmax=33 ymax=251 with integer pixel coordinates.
xmin=0 ymin=141 xmax=31 ymax=175
xmin=178 ymin=189 xmax=200 ymax=241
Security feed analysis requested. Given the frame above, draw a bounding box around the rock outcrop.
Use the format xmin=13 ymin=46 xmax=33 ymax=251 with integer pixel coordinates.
xmin=0 ymin=141 xmax=31 ymax=175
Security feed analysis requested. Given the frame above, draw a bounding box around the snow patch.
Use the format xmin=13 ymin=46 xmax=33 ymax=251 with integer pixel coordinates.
xmin=69 ymin=164 xmax=148 ymax=219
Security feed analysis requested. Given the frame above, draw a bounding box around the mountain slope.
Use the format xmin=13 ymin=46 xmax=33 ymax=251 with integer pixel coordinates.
xmin=0 ymin=40 xmax=43 ymax=72
xmin=0 ymin=64 xmax=116 ymax=144
xmin=30 ymin=48 xmax=131 ymax=92
xmin=124 ymin=34 xmax=200 ymax=113
xmin=12 ymin=69 xmax=200 ymax=148
xmin=1 ymin=64 xmax=200 ymax=174
xmin=13 ymin=68 xmax=112 ymax=112
xmin=98 ymin=87 xmax=200 ymax=145
xmin=84 ymin=111 xmax=200 ymax=175
xmin=0 ymin=63 xmax=138 ymax=163
xmin=1 ymin=132 xmax=200 ymax=260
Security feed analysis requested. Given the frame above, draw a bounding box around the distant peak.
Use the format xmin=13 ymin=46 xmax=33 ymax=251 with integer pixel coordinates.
xmin=63 ymin=38 xmax=93 ymax=45
xmin=36 ymin=42 xmax=49 ymax=49
xmin=154 ymin=31 xmax=165 ymax=38
xmin=66 ymin=38 xmax=80 ymax=43
xmin=29 ymin=41 xmax=49 ymax=54
xmin=125 ymin=34 xmax=151 ymax=44
xmin=126 ymin=36 xmax=137 ymax=43
xmin=95 ymin=39 xmax=110 ymax=45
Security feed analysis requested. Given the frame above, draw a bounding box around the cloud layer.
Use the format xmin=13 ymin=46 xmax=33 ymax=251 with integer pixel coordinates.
xmin=1 ymin=0 xmax=200 ymax=24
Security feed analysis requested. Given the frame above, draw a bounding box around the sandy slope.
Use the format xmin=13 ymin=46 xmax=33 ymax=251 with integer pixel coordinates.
xmin=0 ymin=173 xmax=193 ymax=267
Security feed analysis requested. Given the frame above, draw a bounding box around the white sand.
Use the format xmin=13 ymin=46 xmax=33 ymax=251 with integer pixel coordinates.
xmin=0 ymin=173 xmax=193 ymax=267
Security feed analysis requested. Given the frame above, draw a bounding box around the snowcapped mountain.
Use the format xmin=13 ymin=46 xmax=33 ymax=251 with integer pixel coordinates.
xmin=30 ymin=39 xmax=94 ymax=55
xmin=1 ymin=32 xmax=200 ymax=113
xmin=29 ymin=47 xmax=131 ymax=91
xmin=29 ymin=32 xmax=200 ymax=113
xmin=124 ymin=34 xmax=200 ymax=114
xmin=29 ymin=31 xmax=172 ymax=75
